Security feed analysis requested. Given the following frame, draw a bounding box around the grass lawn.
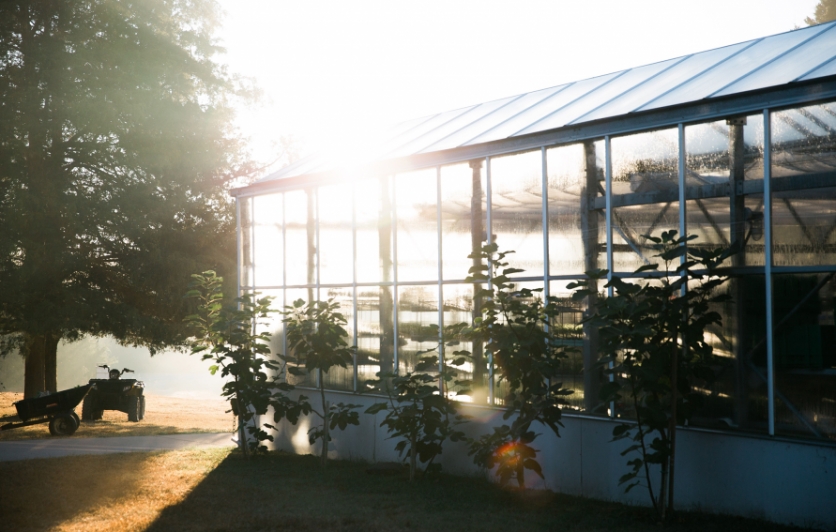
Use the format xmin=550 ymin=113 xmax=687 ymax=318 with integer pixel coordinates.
xmin=0 ymin=392 xmax=233 ymax=441
xmin=0 ymin=448 xmax=813 ymax=532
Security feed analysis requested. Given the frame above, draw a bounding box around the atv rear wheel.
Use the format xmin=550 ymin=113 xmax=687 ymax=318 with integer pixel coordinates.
xmin=81 ymin=396 xmax=96 ymax=421
xmin=128 ymin=396 xmax=141 ymax=422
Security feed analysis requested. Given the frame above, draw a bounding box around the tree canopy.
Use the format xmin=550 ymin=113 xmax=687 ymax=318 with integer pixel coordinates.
xmin=806 ymin=0 xmax=836 ymax=25
xmin=0 ymin=0 xmax=249 ymax=396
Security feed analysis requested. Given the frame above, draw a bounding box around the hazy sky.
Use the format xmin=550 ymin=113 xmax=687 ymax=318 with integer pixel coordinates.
xmin=216 ymin=0 xmax=820 ymax=168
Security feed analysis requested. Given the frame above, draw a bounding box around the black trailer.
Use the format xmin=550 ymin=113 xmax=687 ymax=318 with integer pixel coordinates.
xmin=1 ymin=384 xmax=93 ymax=436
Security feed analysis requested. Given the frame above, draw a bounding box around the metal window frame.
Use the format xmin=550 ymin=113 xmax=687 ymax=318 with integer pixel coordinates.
xmin=240 ymin=91 xmax=836 ymax=443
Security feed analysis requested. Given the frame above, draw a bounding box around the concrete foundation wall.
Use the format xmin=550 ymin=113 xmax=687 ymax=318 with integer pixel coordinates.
xmin=265 ymin=389 xmax=836 ymax=530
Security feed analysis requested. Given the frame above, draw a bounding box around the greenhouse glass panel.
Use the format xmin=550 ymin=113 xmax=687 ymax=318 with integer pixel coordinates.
xmin=768 ymin=273 xmax=836 ymax=441
xmin=284 ymin=287 xmax=313 ymax=387
xmin=441 ymin=163 xmax=485 ymax=282
xmin=253 ymin=193 xmax=283 ymax=288
xmin=355 ymin=176 xmax=394 ymax=284
xmin=490 ymin=150 xmax=544 ymax=277
xmin=641 ymin=24 xmax=831 ymax=111
xmin=395 ymin=168 xmax=438 ymax=282
xmin=610 ymin=128 xmax=680 ymax=272
xmin=356 ymin=287 xmax=394 ymax=383
xmin=318 ymin=183 xmax=353 ymax=285
xmin=684 ymin=116 xmax=765 ymax=267
xmin=285 ymin=189 xmax=316 ymax=287
xmin=397 ymin=285 xmax=439 ymax=375
xmin=320 ymin=287 xmax=356 ymax=392
xmin=548 ymin=282 xmax=585 ymax=412
xmin=547 ymin=141 xmax=605 ymax=275
xmin=253 ymin=289 xmax=284 ymax=378
xmin=440 ymin=283 xmax=483 ymax=404
xmin=771 ymin=102 xmax=836 ymax=268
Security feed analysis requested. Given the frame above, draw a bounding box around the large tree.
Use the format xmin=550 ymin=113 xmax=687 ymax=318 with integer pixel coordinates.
xmin=0 ymin=0 xmax=248 ymax=397
xmin=806 ymin=0 xmax=836 ymax=25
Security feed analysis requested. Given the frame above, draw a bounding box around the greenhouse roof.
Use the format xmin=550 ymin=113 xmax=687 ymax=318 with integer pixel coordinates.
xmin=244 ymin=21 xmax=836 ymax=193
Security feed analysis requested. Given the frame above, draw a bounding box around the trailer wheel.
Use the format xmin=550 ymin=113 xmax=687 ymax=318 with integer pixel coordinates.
xmin=81 ymin=396 xmax=96 ymax=421
xmin=71 ymin=411 xmax=80 ymax=426
xmin=128 ymin=396 xmax=140 ymax=422
xmin=49 ymin=414 xmax=79 ymax=436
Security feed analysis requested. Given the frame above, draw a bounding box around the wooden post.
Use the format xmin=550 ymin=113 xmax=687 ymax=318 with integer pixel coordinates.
xmin=470 ymin=159 xmax=487 ymax=402
xmin=581 ymin=141 xmax=602 ymax=412
xmin=379 ymin=176 xmax=395 ymax=373
xmin=728 ymin=117 xmax=749 ymax=427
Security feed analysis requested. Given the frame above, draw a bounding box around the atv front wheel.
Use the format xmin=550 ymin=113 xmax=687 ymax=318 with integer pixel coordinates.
xmin=128 ymin=396 xmax=141 ymax=422
xmin=49 ymin=414 xmax=79 ymax=436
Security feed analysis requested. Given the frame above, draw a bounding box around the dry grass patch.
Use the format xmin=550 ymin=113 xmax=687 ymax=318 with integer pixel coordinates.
xmin=0 ymin=449 xmax=813 ymax=532
xmin=0 ymin=447 xmax=229 ymax=532
xmin=0 ymin=392 xmax=233 ymax=441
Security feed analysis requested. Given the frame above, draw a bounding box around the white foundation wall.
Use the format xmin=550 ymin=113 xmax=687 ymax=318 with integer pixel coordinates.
xmin=264 ymin=389 xmax=836 ymax=530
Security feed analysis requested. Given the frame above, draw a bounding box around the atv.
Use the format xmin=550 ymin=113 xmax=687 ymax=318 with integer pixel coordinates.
xmin=81 ymin=365 xmax=145 ymax=422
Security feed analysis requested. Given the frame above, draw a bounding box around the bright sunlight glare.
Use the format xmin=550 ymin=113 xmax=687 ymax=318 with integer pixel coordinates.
xmin=216 ymin=0 xmax=819 ymax=173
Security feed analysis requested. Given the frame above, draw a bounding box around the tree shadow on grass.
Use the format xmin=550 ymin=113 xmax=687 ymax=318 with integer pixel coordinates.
xmin=144 ymin=451 xmax=810 ymax=532
xmin=0 ymin=452 xmax=156 ymax=532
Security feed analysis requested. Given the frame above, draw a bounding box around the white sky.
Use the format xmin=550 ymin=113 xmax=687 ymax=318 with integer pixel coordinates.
xmin=216 ymin=0 xmax=820 ymax=170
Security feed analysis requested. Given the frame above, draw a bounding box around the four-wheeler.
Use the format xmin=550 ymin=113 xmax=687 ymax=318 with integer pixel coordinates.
xmin=1 ymin=384 xmax=94 ymax=436
xmin=81 ymin=365 xmax=145 ymax=422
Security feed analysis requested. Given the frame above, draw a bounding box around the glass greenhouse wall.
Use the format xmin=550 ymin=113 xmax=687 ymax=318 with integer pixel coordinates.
xmin=237 ymin=99 xmax=836 ymax=443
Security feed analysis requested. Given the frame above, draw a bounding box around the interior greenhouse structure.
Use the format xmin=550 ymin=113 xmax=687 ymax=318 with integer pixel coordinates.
xmin=232 ymin=21 xmax=836 ymax=528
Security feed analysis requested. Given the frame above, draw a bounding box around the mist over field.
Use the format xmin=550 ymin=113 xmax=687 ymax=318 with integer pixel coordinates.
xmin=0 ymin=338 xmax=227 ymax=399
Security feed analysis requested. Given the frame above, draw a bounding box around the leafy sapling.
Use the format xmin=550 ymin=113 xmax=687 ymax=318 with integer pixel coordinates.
xmin=570 ymin=231 xmax=732 ymax=521
xmin=281 ymin=298 xmax=361 ymax=468
xmin=464 ymin=244 xmax=575 ymax=488
xmin=365 ymin=347 xmax=470 ymax=481
xmin=186 ymin=271 xmax=308 ymax=458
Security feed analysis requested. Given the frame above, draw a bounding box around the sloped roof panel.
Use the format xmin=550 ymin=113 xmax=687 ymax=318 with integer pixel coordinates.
xmin=255 ymin=22 xmax=836 ymax=185
xmin=639 ymin=23 xmax=832 ymax=111
xmin=464 ymin=72 xmax=622 ymax=145
xmin=714 ymin=23 xmax=836 ymax=96
xmin=517 ymin=56 xmax=684 ymax=135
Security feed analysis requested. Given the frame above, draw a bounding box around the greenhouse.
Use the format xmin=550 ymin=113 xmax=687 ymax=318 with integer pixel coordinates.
xmin=232 ymin=21 xmax=836 ymax=528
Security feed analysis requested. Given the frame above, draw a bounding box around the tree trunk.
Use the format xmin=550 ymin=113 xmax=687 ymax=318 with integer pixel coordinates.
xmin=24 ymin=334 xmax=46 ymax=398
xmin=45 ymin=334 xmax=59 ymax=392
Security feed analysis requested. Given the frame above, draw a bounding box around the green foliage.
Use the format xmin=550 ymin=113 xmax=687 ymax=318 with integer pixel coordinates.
xmin=281 ymin=299 xmax=360 ymax=468
xmin=365 ymin=348 xmax=470 ymax=481
xmin=570 ymin=231 xmax=732 ymax=521
xmin=806 ymin=0 xmax=836 ymax=25
xmin=464 ymin=244 xmax=574 ymax=488
xmin=0 ymin=0 xmax=249 ymax=396
xmin=468 ymin=425 xmax=542 ymax=488
xmin=185 ymin=271 xmax=309 ymax=458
